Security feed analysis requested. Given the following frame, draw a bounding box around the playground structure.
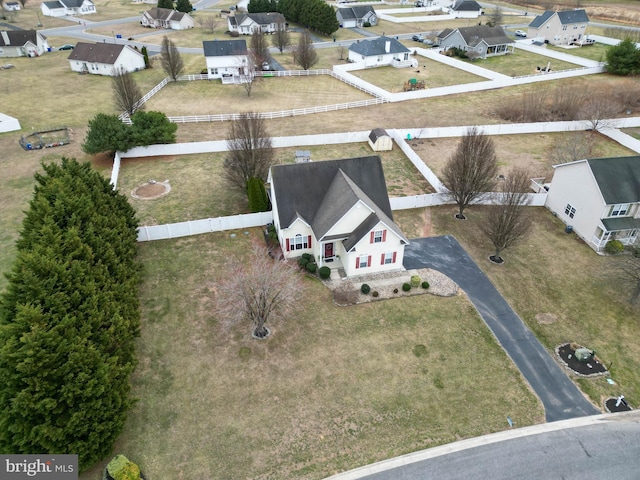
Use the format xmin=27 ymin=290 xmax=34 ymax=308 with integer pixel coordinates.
xmin=403 ymin=78 xmax=426 ymax=91
xmin=19 ymin=126 xmax=70 ymax=151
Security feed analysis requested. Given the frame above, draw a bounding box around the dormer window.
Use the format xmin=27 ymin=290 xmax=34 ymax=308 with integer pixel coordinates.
xmin=610 ymin=203 xmax=630 ymax=217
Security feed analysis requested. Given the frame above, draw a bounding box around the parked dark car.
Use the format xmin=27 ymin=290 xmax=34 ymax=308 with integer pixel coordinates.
xmin=58 ymin=44 xmax=75 ymax=50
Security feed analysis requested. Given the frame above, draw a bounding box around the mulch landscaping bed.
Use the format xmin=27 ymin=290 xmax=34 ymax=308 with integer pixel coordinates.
xmin=604 ymin=397 xmax=633 ymax=413
xmin=556 ymin=343 xmax=608 ymax=377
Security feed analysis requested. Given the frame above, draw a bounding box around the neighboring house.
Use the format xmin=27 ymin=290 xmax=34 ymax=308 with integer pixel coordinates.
xmin=140 ymin=8 xmax=194 ymax=30
xmin=0 ymin=30 xmax=49 ymax=57
xmin=439 ymin=25 xmax=514 ymax=58
xmin=545 ymin=156 xmax=640 ymax=253
xmin=268 ymin=156 xmax=409 ymax=278
xmin=348 ymin=36 xmax=414 ymax=68
xmin=368 ymin=128 xmax=392 ymax=152
xmin=227 ymin=12 xmax=285 ymax=35
xmin=41 ymin=0 xmax=95 ymax=17
xmin=448 ymin=0 xmax=482 ymax=18
xmin=337 ymin=5 xmax=378 ymax=28
xmin=3 ymin=1 xmax=20 ymax=11
xmin=202 ymin=39 xmax=250 ymax=83
xmin=527 ymin=9 xmax=589 ymax=45
xmin=67 ymin=42 xmax=145 ymax=76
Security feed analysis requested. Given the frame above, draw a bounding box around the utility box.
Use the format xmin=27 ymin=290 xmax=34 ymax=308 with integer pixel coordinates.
xmin=575 ymin=348 xmax=593 ymax=362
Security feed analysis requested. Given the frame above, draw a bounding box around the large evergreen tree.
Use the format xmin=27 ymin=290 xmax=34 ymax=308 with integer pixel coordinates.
xmin=82 ymin=113 xmax=134 ymax=157
xmin=130 ymin=111 xmax=177 ymax=146
xmin=606 ymin=38 xmax=640 ymax=75
xmin=175 ymin=0 xmax=192 ymax=13
xmin=0 ymin=159 xmax=140 ymax=471
xmin=157 ymin=0 xmax=173 ymax=9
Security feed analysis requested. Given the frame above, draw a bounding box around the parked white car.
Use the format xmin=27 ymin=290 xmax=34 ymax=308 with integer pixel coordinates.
xmin=514 ymin=30 xmax=527 ymax=38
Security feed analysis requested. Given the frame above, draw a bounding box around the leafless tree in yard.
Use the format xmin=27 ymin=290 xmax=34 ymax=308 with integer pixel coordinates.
xmin=442 ymin=127 xmax=498 ymax=219
xmin=197 ymin=15 xmax=220 ymax=34
xmin=551 ymin=84 xmax=587 ymax=121
xmin=216 ymin=242 xmax=305 ymax=338
xmin=224 ymin=112 xmax=275 ymax=191
xmin=580 ymin=91 xmax=622 ymax=131
xmin=272 ymin=19 xmax=290 ymax=53
xmin=249 ymin=31 xmax=270 ymax=70
xmin=111 ymin=66 xmax=144 ymax=116
xmin=337 ymin=45 xmax=347 ymax=61
xmin=160 ymin=35 xmax=184 ymax=81
xmin=487 ymin=6 xmax=503 ymax=26
xmin=611 ymin=248 xmax=640 ymax=305
xmin=547 ymin=132 xmax=596 ymax=167
xmin=481 ymin=167 xmax=533 ymax=263
xmin=239 ymin=68 xmax=257 ymax=97
xmin=293 ymin=30 xmax=318 ymax=70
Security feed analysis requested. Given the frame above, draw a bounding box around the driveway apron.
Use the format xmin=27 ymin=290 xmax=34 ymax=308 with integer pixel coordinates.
xmin=403 ymin=235 xmax=599 ymax=422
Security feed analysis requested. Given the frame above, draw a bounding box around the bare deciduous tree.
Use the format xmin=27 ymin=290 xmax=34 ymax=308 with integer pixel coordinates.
xmin=337 ymin=45 xmax=347 ymax=61
xmin=272 ymin=19 xmax=290 ymax=54
xmin=250 ymin=31 xmax=270 ymax=69
xmin=111 ymin=66 xmax=144 ymax=116
xmin=580 ymin=89 xmax=622 ymax=131
xmin=160 ymin=36 xmax=184 ymax=81
xmin=551 ymin=84 xmax=587 ymax=121
xmin=611 ymin=248 xmax=640 ymax=305
xmin=292 ymin=30 xmax=318 ymax=70
xmin=223 ymin=111 xmax=275 ymax=191
xmin=197 ymin=15 xmax=220 ymax=34
xmin=216 ymin=242 xmax=305 ymax=338
xmin=442 ymin=127 xmax=498 ymax=219
xmin=487 ymin=6 xmax=503 ymax=26
xmin=481 ymin=167 xmax=533 ymax=263
xmin=548 ymin=132 xmax=596 ymax=167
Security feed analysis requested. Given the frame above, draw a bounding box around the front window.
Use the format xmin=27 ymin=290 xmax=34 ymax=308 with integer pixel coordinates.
xmin=373 ymin=230 xmax=384 ymax=243
xmin=290 ymin=234 xmax=308 ymax=250
xmin=609 ymin=204 xmax=630 ymax=217
xmin=358 ymin=255 xmax=369 ymax=268
xmin=565 ymin=204 xmax=576 ymax=219
xmin=383 ymin=252 xmax=395 ymax=265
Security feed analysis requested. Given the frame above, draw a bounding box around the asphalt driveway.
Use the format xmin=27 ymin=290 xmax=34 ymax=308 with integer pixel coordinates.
xmin=403 ymin=235 xmax=599 ymax=422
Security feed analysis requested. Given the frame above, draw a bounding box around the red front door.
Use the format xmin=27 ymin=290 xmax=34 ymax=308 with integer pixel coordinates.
xmin=324 ymin=243 xmax=334 ymax=259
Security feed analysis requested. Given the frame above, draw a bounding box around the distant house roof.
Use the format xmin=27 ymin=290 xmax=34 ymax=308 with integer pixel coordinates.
xmin=338 ymin=5 xmax=376 ymax=20
xmin=145 ymin=7 xmax=188 ymax=21
xmin=43 ymin=1 xmax=63 ymax=9
xmin=447 ymin=25 xmax=514 ymax=47
xmin=230 ymin=12 xmax=284 ymax=26
xmin=451 ymin=0 xmax=481 ymax=11
xmin=67 ymin=42 xmax=138 ymax=64
xmin=202 ymin=39 xmax=247 ymax=57
xmin=61 ymin=0 xmax=86 ymax=7
xmin=437 ymin=28 xmax=453 ymax=40
xmin=271 ymin=156 xmax=408 ymax=247
xmin=368 ymin=128 xmax=389 ymax=143
xmin=0 ymin=29 xmax=42 ymax=46
xmin=528 ymin=9 xmax=589 ymax=28
xmin=587 ymin=157 xmax=640 ymax=205
xmin=349 ymin=36 xmax=410 ymax=56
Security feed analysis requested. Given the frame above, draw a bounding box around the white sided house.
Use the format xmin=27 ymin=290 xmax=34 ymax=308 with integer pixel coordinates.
xmin=269 ymin=156 xmax=409 ymax=278
xmin=41 ymin=0 xmax=95 ymax=17
xmin=140 ymin=8 xmax=194 ymax=30
xmin=0 ymin=30 xmax=49 ymax=57
xmin=545 ymin=156 xmax=640 ymax=253
xmin=438 ymin=25 xmax=514 ymax=59
xmin=348 ymin=36 xmax=414 ymax=68
xmin=527 ymin=9 xmax=589 ymax=45
xmin=448 ymin=0 xmax=482 ymax=18
xmin=227 ymin=12 xmax=285 ymax=35
xmin=337 ymin=5 xmax=378 ymax=28
xmin=67 ymin=42 xmax=145 ymax=76
xmin=3 ymin=1 xmax=20 ymax=11
xmin=202 ymin=39 xmax=250 ymax=83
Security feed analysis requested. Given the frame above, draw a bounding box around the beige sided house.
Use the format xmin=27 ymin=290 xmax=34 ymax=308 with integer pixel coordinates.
xmin=527 ymin=9 xmax=589 ymax=46
xmin=140 ymin=8 xmax=194 ymax=30
xmin=545 ymin=156 xmax=640 ymax=252
xmin=269 ymin=156 xmax=409 ymax=278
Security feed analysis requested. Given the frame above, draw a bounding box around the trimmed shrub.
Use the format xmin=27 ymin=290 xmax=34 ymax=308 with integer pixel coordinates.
xmin=605 ymin=239 xmax=624 ymax=254
xmin=361 ymin=283 xmax=371 ymax=294
xmin=372 ymin=290 xmax=379 ymax=298
xmin=421 ymin=281 xmax=430 ymax=289
xmin=319 ymin=266 xmax=331 ymax=279
xmin=229 ymin=30 xmax=240 ymax=37
xmin=301 ymin=253 xmax=313 ymax=261
xmin=305 ymin=262 xmax=317 ymax=273
xmin=297 ymin=256 xmax=309 ymax=268
xmin=402 ymin=283 xmax=411 ymax=292
xmin=104 ymin=455 xmax=141 ymax=480
xmin=411 ymin=275 xmax=421 ymax=287
xmin=363 ymin=21 xmax=371 ymax=27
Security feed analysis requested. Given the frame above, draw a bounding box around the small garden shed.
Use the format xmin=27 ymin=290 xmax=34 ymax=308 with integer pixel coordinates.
xmin=368 ymin=128 xmax=392 ymax=152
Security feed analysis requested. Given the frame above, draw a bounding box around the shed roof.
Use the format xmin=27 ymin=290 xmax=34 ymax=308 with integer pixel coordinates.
xmin=368 ymin=128 xmax=389 ymax=143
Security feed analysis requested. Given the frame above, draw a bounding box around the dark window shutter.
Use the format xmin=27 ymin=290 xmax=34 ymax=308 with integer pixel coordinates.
xmin=308 ymin=235 xmax=312 ymax=248
xmin=392 ymin=251 xmax=397 ymax=263
xmin=370 ymin=231 xmax=374 ymax=243
xmin=367 ymin=255 xmax=371 ymax=267
xmin=285 ymin=238 xmax=290 ymax=251
xmin=381 ymin=253 xmax=385 ymax=264
xmin=382 ymin=230 xmax=387 ymax=242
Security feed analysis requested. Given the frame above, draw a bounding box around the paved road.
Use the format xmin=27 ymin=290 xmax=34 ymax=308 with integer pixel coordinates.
xmin=327 ymin=412 xmax=640 ymax=480
xmin=403 ymin=235 xmax=599 ymax=422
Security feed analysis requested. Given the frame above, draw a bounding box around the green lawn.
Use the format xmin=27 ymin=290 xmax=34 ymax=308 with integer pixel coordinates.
xmin=546 ymin=43 xmax=608 ymax=62
xmin=466 ymin=49 xmax=582 ymax=77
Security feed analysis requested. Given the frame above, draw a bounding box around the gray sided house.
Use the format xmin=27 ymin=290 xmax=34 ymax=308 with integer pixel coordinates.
xmin=348 ymin=36 xmax=413 ymax=68
xmin=140 ymin=7 xmax=194 ymax=30
xmin=268 ymin=156 xmax=409 ymax=278
xmin=0 ymin=30 xmax=49 ymax=57
xmin=545 ymin=156 xmax=640 ymax=252
xmin=439 ymin=25 xmax=514 ymax=59
xmin=527 ymin=9 xmax=589 ymax=45
xmin=337 ymin=6 xmax=378 ymax=28
xmin=227 ymin=12 xmax=285 ymax=35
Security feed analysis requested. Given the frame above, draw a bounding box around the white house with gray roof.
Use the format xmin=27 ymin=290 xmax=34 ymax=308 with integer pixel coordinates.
xmin=448 ymin=0 xmax=482 ymax=18
xmin=545 ymin=156 xmax=640 ymax=252
xmin=41 ymin=0 xmax=95 ymax=17
xmin=67 ymin=42 xmax=145 ymax=76
xmin=141 ymin=7 xmax=194 ymax=30
xmin=227 ymin=12 xmax=285 ymax=35
xmin=348 ymin=36 xmax=414 ymax=68
xmin=0 ymin=30 xmax=49 ymax=57
xmin=268 ymin=156 xmax=409 ymax=278
xmin=439 ymin=25 xmax=514 ymax=59
xmin=527 ymin=9 xmax=589 ymax=45
xmin=337 ymin=5 xmax=378 ymax=28
xmin=203 ymin=39 xmax=250 ymax=83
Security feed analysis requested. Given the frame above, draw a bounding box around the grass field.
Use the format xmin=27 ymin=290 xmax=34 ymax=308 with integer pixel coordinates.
xmin=547 ymin=43 xmax=609 ymax=62
xmin=464 ymin=48 xmax=582 ymax=77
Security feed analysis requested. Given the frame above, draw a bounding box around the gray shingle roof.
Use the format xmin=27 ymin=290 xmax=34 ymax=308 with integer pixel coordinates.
xmin=588 ymin=156 xmax=640 ymax=204
xmin=0 ymin=30 xmax=40 ymax=47
xmin=202 ymin=39 xmax=247 ymax=57
xmin=452 ymin=0 xmax=481 ymax=11
xmin=528 ymin=9 xmax=588 ymax=28
xmin=349 ymin=36 xmax=410 ymax=56
xmin=369 ymin=128 xmax=388 ymax=143
xmin=43 ymin=1 xmax=63 ymax=8
xmin=271 ymin=156 xmax=408 ymax=247
xmin=233 ymin=12 xmax=284 ymax=26
xmin=455 ymin=25 xmax=513 ymax=47
xmin=67 ymin=42 xmax=139 ymax=64
xmin=60 ymin=0 xmax=87 ymax=8
xmin=146 ymin=7 xmax=187 ymax=21
xmin=337 ymin=5 xmax=376 ymax=20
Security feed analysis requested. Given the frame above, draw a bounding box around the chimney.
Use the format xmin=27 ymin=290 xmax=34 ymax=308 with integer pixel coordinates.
xmin=1 ymin=31 xmax=10 ymax=45
xmin=385 ymin=40 xmax=390 ymax=53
